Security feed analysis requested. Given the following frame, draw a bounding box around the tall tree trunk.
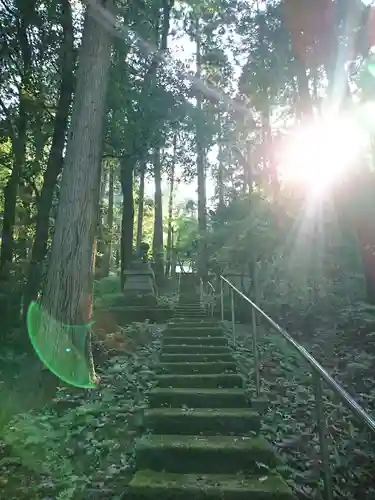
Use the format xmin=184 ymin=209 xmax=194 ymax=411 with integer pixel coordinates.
xmin=95 ymin=160 xmax=108 ymax=277
xmin=153 ymin=148 xmax=164 ymax=280
xmin=165 ymin=134 xmax=176 ymax=276
xmin=40 ymin=0 xmax=114 ymax=385
xmin=195 ymin=17 xmax=207 ymax=280
xmin=217 ymin=120 xmax=225 ymax=209
xmin=171 ymin=227 xmax=177 ymax=279
xmin=102 ymin=160 xmax=114 ymax=276
xmin=346 ymin=167 xmax=375 ymax=305
xmin=295 ymin=58 xmax=313 ymax=119
xmin=120 ymin=156 xmax=134 ymax=289
xmin=0 ymin=1 xmax=33 ymax=276
xmin=24 ymin=0 xmax=74 ymax=314
xmin=136 ymin=161 xmax=146 ymax=251
xmin=324 ymin=0 xmax=356 ymax=110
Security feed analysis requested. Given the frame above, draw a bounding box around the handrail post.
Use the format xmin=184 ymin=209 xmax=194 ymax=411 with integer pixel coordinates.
xmin=251 ymin=306 xmax=260 ymax=397
xmin=231 ymin=288 xmax=236 ymax=346
xmin=220 ymin=279 xmax=224 ymax=322
xmin=199 ymin=279 xmax=203 ymax=308
xmin=313 ymin=371 xmax=333 ymax=500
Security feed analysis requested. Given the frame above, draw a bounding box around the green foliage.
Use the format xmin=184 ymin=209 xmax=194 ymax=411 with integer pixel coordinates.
xmin=0 ymin=325 xmax=161 ymax=498
xmin=93 ymin=274 xmax=121 ymax=296
xmin=3 ymin=411 xmax=87 ymax=495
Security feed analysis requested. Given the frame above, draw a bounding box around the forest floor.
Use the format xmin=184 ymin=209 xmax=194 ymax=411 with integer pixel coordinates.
xmin=0 ymin=323 xmax=163 ymax=500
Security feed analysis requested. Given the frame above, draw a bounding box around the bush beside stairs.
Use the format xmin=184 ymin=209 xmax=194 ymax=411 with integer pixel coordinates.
xmin=126 ymin=275 xmax=295 ymax=499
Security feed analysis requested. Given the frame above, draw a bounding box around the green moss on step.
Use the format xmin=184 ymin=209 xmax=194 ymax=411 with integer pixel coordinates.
xmin=155 ymin=373 xmax=243 ymax=389
xmin=144 ymin=407 xmax=261 ymax=435
xmin=138 ymin=434 xmax=272 ymax=452
xmin=162 ymin=345 xmax=232 ymax=354
xmin=136 ymin=435 xmax=281 ymax=474
xmin=156 ymin=361 xmax=238 ymax=374
xmin=162 ymin=336 xmax=227 ymax=346
xmin=149 ymin=387 xmax=250 ymax=409
xmin=164 ymin=327 xmax=224 ymax=337
xmin=159 ymin=354 xmax=235 ymax=363
xmin=129 ymin=470 xmax=294 ymax=499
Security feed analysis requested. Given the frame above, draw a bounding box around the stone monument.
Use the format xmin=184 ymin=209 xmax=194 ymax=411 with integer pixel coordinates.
xmin=122 ymin=243 xmax=158 ymax=306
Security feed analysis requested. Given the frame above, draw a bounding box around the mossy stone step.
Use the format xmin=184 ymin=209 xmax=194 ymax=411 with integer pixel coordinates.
xmin=168 ymin=321 xmax=222 ymax=328
xmin=174 ymin=313 xmax=206 ymax=319
xmin=160 ymin=353 xmax=235 ymax=363
xmin=162 ymin=337 xmax=228 ymax=347
xmin=175 ymin=307 xmax=205 ymax=312
xmin=136 ymin=434 xmax=280 ymax=474
xmin=156 ymin=373 xmax=243 ymax=389
xmin=156 ymin=361 xmax=237 ymax=374
xmin=149 ymin=388 xmax=249 ymax=409
xmin=144 ymin=408 xmax=261 ymax=436
xmin=162 ymin=345 xmax=232 ymax=355
xmin=128 ymin=470 xmax=294 ymax=499
xmin=170 ymin=318 xmax=218 ymax=324
xmin=164 ymin=327 xmax=225 ymax=337
xmin=178 ymin=302 xmax=201 ymax=306
xmin=173 ymin=316 xmax=207 ymax=321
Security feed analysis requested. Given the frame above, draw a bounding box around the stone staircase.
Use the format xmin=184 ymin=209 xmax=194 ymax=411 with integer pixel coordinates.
xmin=127 ymin=275 xmax=294 ymax=499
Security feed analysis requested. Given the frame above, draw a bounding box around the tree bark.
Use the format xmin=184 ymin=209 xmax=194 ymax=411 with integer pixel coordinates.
xmin=295 ymin=58 xmax=313 ymax=119
xmin=102 ymin=160 xmax=114 ymax=276
xmin=120 ymin=156 xmax=134 ymax=289
xmin=152 ymin=148 xmax=164 ymax=280
xmin=217 ymin=120 xmax=225 ymax=209
xmin=195 ymin=17 xmax=207 ymax=280
xmin=136 ymin=161 xmax=146 ymax=251
xmin=40 ymin=0 xmax=114 ymax=384
xmin=95 ymin=160 xmax=108 ymax=277
xmin=165 ymin=134 xmax=176 ymax=276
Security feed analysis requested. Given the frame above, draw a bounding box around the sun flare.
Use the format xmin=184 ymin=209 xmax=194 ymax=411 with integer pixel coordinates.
xmin=279 ymin=112 xmax=369 ymax=195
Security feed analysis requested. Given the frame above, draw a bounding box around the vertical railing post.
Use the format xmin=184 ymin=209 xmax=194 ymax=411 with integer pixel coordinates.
xmin=251 ymin=306 xmax=260 ymax=397
xmin=313 ymin=371 xmax=333 ymax=500
xmin=220 ymin=279 xmax=224 ymax=322
xmin=199 ymin=279 xmax=203 ymax=308
xmin=231 ymin=288 xmax=236 ymax=347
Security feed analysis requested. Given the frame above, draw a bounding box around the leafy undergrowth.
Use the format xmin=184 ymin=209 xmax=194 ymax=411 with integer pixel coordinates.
xmin=0 ymin=322 xmax=162 ymax=500
xmin=231 ymin=319 xmax=375 ymax=500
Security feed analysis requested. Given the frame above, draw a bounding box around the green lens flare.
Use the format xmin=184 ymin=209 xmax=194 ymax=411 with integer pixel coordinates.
xmin=26 ymin=301 xmax=96 ymax=389
xmin=367 ymin=63 xmax=375 ymax=79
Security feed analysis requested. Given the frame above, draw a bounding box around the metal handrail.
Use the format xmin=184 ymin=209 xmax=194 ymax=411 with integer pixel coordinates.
xmin=219 ymin=274 xmax=375 ymax=500
xmin=200 ymin=278 xmax=216 ymax=316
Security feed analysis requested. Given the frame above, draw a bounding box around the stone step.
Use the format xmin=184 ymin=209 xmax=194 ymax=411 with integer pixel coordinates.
xmin=162 ymin=337 xmax=228 ymax=347
xmin=135 ymin=434 xmax=280 ymax=474
xmin=160 ymin=353 xmax=235 ymax=363
xmin=173 ymin=314 xmax=207 ymax=319
xmin=168 ymin=321 xmax=222 ymax=328
xmin=162 ymin=345 xmax=232 ymax=355
xmin=144 ymin=408 xmax=261 ymax=435
xmin=156 ymin=361 xmax=238 ymax=374
xmin=128 ymin=470 xmax=294 ymax=499
xmin=156 ymin=373 xmax=243 ymax=389
xmin=175 ymin=306 xmax=203 ymax=310
xmin=174 ymin=311 xmax=206 ymax=317
xmin=149 ymin=388 xmax=249 ymax=409
xmin=163 ymin=327 xmax=225 ymax=337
